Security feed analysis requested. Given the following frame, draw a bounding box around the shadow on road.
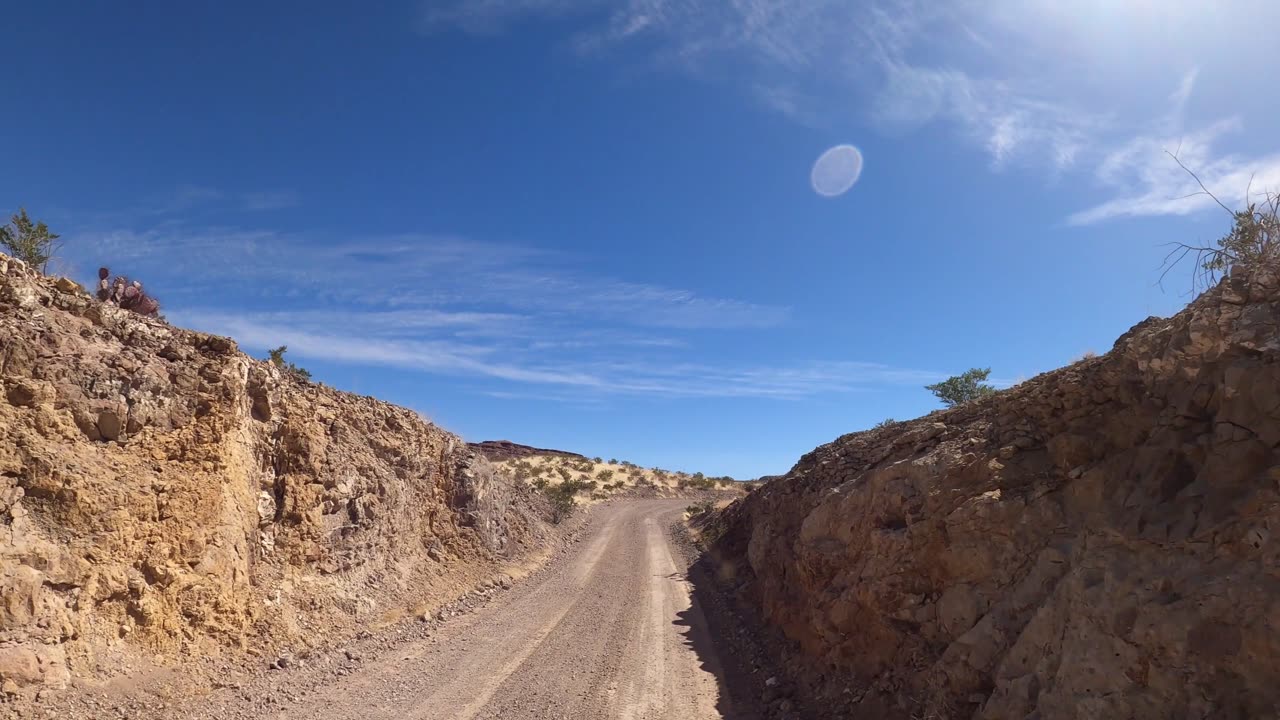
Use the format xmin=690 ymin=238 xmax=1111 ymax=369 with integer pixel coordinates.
xmin=671 ymin=557 xmax=771 ymax=720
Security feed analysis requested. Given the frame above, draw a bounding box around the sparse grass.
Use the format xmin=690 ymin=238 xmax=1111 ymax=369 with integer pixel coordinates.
xmin=500 ymin=454 xmax=742 ymax=505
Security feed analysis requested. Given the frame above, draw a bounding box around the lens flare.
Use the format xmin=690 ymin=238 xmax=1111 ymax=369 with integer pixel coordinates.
xmin=810 ymin=145 xmax=864 ymax=197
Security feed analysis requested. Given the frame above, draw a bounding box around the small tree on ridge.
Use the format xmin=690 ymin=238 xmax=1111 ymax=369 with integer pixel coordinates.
xmin=926 ymin=368 xmax=996 ymax=407
xmin=0 ymin=208 xmax=61 ymax=273
xmin=267 ymin=345 xmax=312 ymax=381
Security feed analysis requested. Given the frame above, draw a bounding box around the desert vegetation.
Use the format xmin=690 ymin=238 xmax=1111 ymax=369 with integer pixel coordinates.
xmin=268 ymin=345 xmax=312 ymax=382
xmin=925 ymin=367 xmax=997 ymax=407
xmin=0 ymin=208 xmax=60 ymax=273
xmin=1160 ymin=155 xmax=1279 ymax=291
xmin=501 ymin=453 xmax=741 ymax=518
xmin=685 ymin=499 xmax=715 ymax=517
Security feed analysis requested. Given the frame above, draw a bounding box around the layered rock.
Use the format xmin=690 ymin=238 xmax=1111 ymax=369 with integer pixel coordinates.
xmin=468 ymin=440 xmax=585 ymax=463
xmin=711 ymin=267 xmax=1280 ymax=719
xmin=0 ymin=253 xmax=545 ymax=691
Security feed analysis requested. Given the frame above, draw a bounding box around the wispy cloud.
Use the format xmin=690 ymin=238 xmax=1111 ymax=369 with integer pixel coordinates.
xmin=142 ymin=185 xmax=223 ymax=215
xmin=1070 ymin=91 xmax=1280 ymax=225
xmin=179 ymin=307 xmax=527 ymax=336
xmin=419 ymin=0 xmax=571 ymax=33
xmin=419 ymin=0 xmax=1102 ymax=170
xmin=173 ymin=310 xmax=604 ymax=387
xmin=131 ymin=186 xmax=301 ymax=216
xmin=82 ymin=226 xmax=787 ymax=329
xmin=479 ymin=389 xmax=609 ymax=406
xmin=242 ymin=190 xmax=302 ymax=211
xmin=421 ymin=0 xmax=1280 ymax=221
xmin=168 ymin=307 xmax=944 ymax=399
xmin=69 ymin=219 xmax=939 ymax=401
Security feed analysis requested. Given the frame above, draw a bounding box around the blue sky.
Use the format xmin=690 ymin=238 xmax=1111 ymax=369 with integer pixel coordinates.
xmin=3 ymin=2 xmax=1278 ymax=478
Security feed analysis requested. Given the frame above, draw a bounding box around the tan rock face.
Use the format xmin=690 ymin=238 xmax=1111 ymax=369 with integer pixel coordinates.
xmin=712 ymin=268 xmax=1280 ymax=719
xmin=0 ymin=253 xmax=545 ymax=690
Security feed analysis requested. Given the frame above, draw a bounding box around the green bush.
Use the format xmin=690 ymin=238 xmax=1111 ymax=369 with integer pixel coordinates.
xmin=538 ymin=477 xmax=595 ymax=523
xmin=0 ymin=208 xmax=60 ymax=273
xmin=925 ymin=368 xmax=996 ymax=407
xmin=546 ymin=486 xmax=576 ymax=523
xmin=678 ymin=475 xmax=721 ymax=491
xmin=268 ymin=345 xmax=312 ymax=382
xmin=1191 ymin=192 xmax=1279 ymax=282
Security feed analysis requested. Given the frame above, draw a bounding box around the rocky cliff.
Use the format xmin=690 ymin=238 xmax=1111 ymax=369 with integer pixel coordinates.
xmin=0 ymin=253 xmax=548 ymax=694
xmin=709 ymin=267 xmax=1280 ymax=719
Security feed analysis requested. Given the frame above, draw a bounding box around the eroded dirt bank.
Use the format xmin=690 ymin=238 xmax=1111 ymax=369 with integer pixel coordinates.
xmin=0 ymin=253 xmax=553 ymax=701
xmin=707 ymin=267 xmax=1280 ymax=719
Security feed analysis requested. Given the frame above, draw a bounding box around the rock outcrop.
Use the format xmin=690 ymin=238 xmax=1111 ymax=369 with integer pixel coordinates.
xmin=0 ymin=253 xmax=548 ymax=692
xmin=468 ymin=440 xmax=585 ymax=463
xmin=710 ymin=267 xmax=1280 ymax=719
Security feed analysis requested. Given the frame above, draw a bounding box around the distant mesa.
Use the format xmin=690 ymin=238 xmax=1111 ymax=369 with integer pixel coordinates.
xmin=468 ymin=440 xmax=584 ymax=462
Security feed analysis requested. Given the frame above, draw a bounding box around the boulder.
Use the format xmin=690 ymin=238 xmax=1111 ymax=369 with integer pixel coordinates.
xmin=0 ymin=647 xmax=41 ymax=686
xmin=96 ymin=410 xmax=123 ymax=441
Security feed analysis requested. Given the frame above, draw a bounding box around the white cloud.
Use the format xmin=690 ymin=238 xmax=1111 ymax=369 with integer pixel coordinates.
xmin=71 ymin=222 xmax=887 ymax=399
xmin=1070 ymin=146 xmax=1280 ymax=226
xmin=1070 ymin=80 xmax=1280 ymax=226
xmin=58 ymin=206 xmax=949 ymax=401
xmin=421 ymin=0 xmax=1280 ymax=220
xmin=177 ymin=311 xmax=603 ymax=387
xmin=81 ymin=225 xmax=789 ymax=330
xmin=173 ymin=308 xmax=944 ymax=399
xmin=421 ymin=0 xmax=1103 ymax=170
xmin=179 ymin=307 xmax=526 ymax=336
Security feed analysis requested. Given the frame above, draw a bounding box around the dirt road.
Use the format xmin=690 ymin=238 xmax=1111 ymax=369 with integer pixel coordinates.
xmin=34 ymin=499 xmax=779 ymax=720
xmin=267 ymin=499 xmax=735 ymax=720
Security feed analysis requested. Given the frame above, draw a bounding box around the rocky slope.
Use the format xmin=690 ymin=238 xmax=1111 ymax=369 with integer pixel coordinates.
xmin=0 ymin=253 xmax=551 ymax=697
xmin=467 ymin=440 xmax=585 ymax=463
xmin=708 ymin=266 xmax=1280 ymax=719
